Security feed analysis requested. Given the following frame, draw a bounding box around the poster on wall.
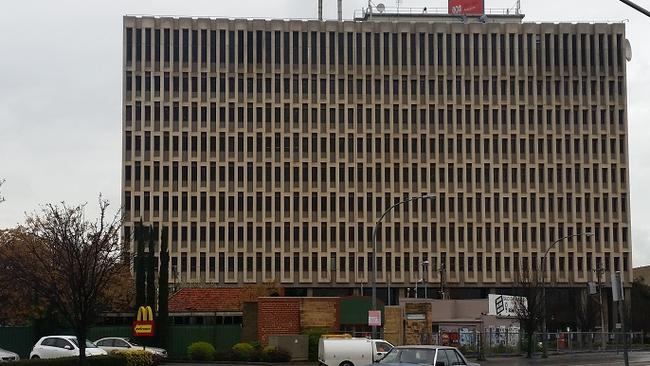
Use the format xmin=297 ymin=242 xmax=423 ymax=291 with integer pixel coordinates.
xmin=488 ymin=294 xmax=526 ymax=318
xmin=448 ymin=0 xmax=485 ymax=15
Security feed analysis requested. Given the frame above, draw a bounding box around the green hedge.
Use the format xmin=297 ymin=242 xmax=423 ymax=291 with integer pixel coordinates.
xmin=187 ymin=342 xmax=215 ymax=361
xmin=12 ymin=356 xmax=126 ymax=366
xmin=112 ymin=351 xmax=156 ymax=366
xmin=231 ymin=342 xmax=255 ymax=361
xmin=187 ymin=341 xmax=290 ymax=362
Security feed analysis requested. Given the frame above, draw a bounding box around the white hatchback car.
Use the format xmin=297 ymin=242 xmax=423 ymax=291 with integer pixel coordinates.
xmin=29 ymin=336 xmax=107 ymax=359
xmin=95 ymin=337 xmax=167 ymax=358
xmin=0 ymin=347 xmax=20 ymax=362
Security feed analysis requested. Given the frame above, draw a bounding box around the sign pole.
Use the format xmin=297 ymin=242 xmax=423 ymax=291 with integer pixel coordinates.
xmin=613 ymin=272 xmax=629 ymax=366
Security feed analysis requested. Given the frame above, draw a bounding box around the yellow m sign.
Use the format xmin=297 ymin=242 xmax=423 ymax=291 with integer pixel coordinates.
xmin=136 ymin=306 xmax=154 ymax=321
xmin=133 ymin=306 xmax=155 ymax=337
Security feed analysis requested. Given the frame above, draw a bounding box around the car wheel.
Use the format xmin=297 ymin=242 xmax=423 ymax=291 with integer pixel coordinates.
xmin=31 ymin=356 xmax=40 ymax=359
xmin=339 ymin=362 xmax=354 ymax=366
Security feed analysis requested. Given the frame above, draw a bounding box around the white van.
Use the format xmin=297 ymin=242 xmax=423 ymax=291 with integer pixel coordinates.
xmin=318 ymin=338 xmax=394 ymax=366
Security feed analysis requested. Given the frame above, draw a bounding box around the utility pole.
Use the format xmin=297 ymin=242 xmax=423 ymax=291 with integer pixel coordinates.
xmin=594 ymin=265 xmax=607 ymax=350
xmin=439 ymin=263 xmax=447 ymax=300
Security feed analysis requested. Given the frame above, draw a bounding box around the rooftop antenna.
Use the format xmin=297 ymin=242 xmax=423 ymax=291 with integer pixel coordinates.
xmin=318 ymin=0 xmax=323 ymax=21
xmin=337 ymin=0 xmax=342 ymax=21
xmin=396 ymin=0 xmax=402 ymax=11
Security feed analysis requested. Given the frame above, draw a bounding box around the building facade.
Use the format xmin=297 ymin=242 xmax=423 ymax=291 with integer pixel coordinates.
xmin=122 ymin=14 xmax=632 ymax=297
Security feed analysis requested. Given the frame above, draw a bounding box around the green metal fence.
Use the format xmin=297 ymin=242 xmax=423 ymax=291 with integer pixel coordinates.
xmin=0 ymin=326 xmax=34 ymax=359
xmin=166 ymin=325 xmax=241 ymax=359
xmin=0 ymin=324 xmax=241 ymax=360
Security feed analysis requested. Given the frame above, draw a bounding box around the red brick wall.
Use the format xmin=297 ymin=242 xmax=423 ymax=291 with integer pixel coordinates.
xmin=258 ymin=298 xmax=301 ymax=343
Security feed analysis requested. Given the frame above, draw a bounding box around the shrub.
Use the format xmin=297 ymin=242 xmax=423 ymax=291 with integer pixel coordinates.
xmin=187 ymin=341 xmax=215 ymax=361
xmin=303 ymin=327 xmax=331 ymax=361
xmin=260 ymin=346 xmax=292 ymax=362
xmin=112 ymin=351 xmax=156 ymax=366
xmin=231 ymin=342 xmax=256 ymax=361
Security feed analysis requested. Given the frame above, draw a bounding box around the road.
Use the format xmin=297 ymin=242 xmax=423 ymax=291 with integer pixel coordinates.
xmin=165 ymin=351 xmax=650 ymax=365
xmin=481 ymin=351 xmax=650 ymax=365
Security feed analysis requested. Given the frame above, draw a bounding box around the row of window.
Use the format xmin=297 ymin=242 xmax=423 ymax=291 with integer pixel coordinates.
xmin=123 ymin=163 xmax=628 ymax=191
xmin=124 ymin=191 xmax=629 ymax=218
xmin=124 ymin=27 xmax=626 ymax=71
xmin=124 ymin=103 xmax=628 ymax=136
xmin=124 ymin=132 xmax=627 ymax=162
xmin=125 ymin=72 xmax=626 ymax=100
xmin=160 ymin=250 xmax=630 ymax=276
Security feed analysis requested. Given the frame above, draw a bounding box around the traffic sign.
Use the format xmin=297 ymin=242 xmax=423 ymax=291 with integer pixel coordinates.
xmin=368 ymin=310 xmax=382 ymax=326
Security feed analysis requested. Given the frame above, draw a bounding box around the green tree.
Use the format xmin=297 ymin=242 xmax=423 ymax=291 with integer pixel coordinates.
xmin=146 ymin=225 xmax=156 ymax=312
xmin=631 ymin=277 xmax=650 ymax=336
xmin=134 ymin=221 xmax=146 ymax=311
xmin=157 ymin=227 xmax=169 ymax=348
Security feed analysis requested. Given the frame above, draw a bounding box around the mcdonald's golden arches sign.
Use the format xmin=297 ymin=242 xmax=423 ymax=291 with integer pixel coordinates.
xmin=132 ymin=306 xmax=155 ymax=337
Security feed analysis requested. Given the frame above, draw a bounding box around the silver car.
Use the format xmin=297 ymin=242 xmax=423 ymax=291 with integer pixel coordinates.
xmin=95 ymin=337 xmax=167 ymax=359
xmin=0 ymin=348 xmax=19 ymax=362
xmin=375 ymin=345 xmax=480 ymax=366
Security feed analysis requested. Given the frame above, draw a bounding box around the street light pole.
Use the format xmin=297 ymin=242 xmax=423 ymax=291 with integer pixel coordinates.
xmin=594 ymin=264 xmax=607 ymax=349
xmin=371 ymin=194 xmax=434 ymax=339
xmin=619 ymin=0 xmax=650 ymax=17
xmin=439 ymin=263 xmax=447 ymax=300
xmin=421 ymin=260 xmax=429 ymax=299
xmin=415 ymin=279 xmax=419 ymax=299
xmin=541 ymin=232 xmax=593 ymax=358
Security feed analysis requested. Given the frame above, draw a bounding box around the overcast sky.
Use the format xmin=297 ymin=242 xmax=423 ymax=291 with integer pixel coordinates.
xmin=1 ymin=0 xmax=649 ymax=266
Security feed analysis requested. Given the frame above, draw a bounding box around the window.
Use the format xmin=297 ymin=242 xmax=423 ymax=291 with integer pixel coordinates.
xmin=114 ymin=339 xmax=130 ymax=348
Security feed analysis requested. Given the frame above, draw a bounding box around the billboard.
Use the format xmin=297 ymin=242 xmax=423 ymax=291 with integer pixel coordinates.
xmin=448 ymin=0 xmax=485 ymax=15
xmin=488 ymin=294 xmax=526 ymax=318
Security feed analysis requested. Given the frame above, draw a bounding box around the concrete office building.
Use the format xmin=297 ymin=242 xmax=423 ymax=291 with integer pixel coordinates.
xmin=122 ymin=6 xmax=632 ymax=300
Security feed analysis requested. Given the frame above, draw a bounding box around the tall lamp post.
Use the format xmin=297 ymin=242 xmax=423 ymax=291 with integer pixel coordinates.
xmin=371 ymin=194 xmax=434 ymax=339
xmin=540 ymin=232 xmax=593 ymax=358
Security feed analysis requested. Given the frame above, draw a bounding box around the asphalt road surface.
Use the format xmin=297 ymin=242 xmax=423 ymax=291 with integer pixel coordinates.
xmin=164 ymin=351 xmax=650 ymax=366
xmin=481 ymin=351 xmax=650 ymax=365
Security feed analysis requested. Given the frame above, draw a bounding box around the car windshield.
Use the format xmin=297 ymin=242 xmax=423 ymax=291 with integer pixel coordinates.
xmin=379 ymin=348 xmax=400 ymax=363
xmin=127 ymin=338 xmax=141 ymax=346
xmin=69 ymin=339 xmax=97 ymax=348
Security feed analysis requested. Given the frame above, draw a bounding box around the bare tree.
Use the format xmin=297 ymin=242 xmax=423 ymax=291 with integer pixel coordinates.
xmin=0 ymin=198 xmax=123 ymax=365
xmin=572 ymin=289 xmax=598 ymax=331
xmin=512 ymin=270 xmax=544 ymax=358
xmin=0 ymin=178 xmax=5 ymax=204
xmin=0 ymin=229 xmax=49 ymax=325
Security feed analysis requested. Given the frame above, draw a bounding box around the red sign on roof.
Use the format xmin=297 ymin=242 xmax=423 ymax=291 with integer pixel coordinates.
xmin=448 ymin=0 xmax=485 ymax=15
